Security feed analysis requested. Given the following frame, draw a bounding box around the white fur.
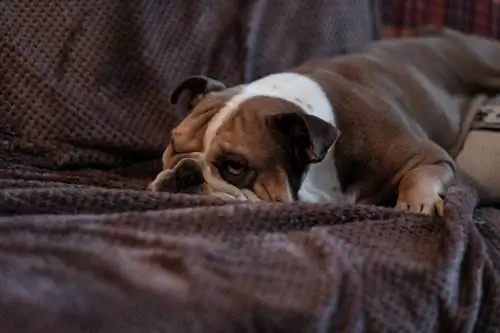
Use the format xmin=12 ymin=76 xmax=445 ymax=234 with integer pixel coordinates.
xmin=203 ymin=72 xmax=341 ymax=203
xmin=203 ymin=73 xmax=335 ymax=150
xmin=298 ymin=147 xmax=342 ymax=202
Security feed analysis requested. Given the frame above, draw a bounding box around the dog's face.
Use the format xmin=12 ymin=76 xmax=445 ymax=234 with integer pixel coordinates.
xmin=148 ymin=76 xmax=340 ymax=202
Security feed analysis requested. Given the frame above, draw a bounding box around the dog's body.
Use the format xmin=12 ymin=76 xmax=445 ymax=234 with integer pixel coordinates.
xmin=149 ymin=28 xmax=500 ymax=214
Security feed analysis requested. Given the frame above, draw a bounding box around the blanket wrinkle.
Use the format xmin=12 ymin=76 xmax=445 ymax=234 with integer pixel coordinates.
xmin=1 ymin=0 xmax=500 ymax=332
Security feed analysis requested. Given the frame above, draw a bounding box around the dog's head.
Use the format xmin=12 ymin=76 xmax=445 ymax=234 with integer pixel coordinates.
xmin=148 ymin=75 xmax=340 ymax=202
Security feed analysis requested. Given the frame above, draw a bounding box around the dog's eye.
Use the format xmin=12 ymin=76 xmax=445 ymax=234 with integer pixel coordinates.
xmin=215 ymin=152 xmax=256 ymax=188
xmin=225 ymin=160 xmax=246 ymax=176
xmin=214 ymin=151 xmax=257 ymax=187
xmin=215 ymin=152 xmax=250 ymax=178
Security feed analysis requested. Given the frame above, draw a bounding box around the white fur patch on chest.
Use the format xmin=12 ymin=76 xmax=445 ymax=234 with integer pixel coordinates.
xmin=203 ymin=72 xmax=341 ymax=203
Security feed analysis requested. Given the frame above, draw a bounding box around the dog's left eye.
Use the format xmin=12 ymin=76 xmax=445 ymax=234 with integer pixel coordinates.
xmin=215 ymin=152 xmax=251 ymax=181
xmin=225 ymin=160 xmax=246 ymax=176
xmin=214 ymin=153 xmax=256 ymax=188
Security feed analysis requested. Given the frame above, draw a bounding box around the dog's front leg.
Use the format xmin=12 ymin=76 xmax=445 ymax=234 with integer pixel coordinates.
xmin=395 ymin=163 xmax=455 ymax=216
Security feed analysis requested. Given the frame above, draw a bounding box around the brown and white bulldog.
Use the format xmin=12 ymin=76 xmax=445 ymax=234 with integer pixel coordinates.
xmin=149 ymin=28 xmax=500 ymax=215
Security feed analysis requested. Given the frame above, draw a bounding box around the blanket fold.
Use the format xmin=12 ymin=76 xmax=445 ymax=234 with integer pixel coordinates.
xmin=0 ymin=187 xmax=499 ymax=332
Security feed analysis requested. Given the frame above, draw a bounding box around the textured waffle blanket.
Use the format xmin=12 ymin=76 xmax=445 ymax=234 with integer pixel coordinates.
xmin=1 ymin=1 xmax=500 ymax=332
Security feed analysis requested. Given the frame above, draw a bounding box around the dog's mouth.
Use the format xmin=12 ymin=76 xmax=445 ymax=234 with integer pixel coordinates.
xmin=148 ymin=157 xmax=261 ymax=202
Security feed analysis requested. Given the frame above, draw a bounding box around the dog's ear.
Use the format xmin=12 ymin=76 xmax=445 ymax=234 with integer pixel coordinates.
xmin=170 ymin=76 xmax=226 ymax=112
xmin=266 ymin=112 xmax=340 ymax=164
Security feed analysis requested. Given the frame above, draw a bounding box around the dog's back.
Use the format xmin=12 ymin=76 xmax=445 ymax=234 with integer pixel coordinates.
xmin=293 ymin=29 xmax=500 ymax=205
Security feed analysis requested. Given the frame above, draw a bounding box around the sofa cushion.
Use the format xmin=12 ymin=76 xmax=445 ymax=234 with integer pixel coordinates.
xmin=0 ymin=0 xmax=379 ymax=178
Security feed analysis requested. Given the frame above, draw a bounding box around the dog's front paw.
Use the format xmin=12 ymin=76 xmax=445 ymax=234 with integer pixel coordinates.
xmin=396 ymin=194 xmax=444 ymax=216
xmin=395 ymin=163 xmax=453 ymax=217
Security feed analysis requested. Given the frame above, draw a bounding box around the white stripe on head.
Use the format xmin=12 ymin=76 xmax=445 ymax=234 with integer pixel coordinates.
xmin=202 ymin=73 xmax=334 ymax=152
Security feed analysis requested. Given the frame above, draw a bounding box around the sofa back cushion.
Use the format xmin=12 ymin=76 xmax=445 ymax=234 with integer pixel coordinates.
xmin=0 ymin=0 xmax=379 ymax=175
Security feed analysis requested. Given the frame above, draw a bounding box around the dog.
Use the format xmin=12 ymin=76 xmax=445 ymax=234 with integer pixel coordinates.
xmin=148 ymin=28 xmax=500 ymax=215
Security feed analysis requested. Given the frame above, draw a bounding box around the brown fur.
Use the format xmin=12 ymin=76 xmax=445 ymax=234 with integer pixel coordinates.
xmin=288 ymin=29 xmax=500 ymax=212
xmin=152 ymin=28 xmax=500 ymax=214
xmin=163 ymin=95 xmax=304 ymax=201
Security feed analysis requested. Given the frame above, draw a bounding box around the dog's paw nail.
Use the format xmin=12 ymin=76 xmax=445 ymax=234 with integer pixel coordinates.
xmin=395 ymin=196 xmax=444 ymax=216
xmin=396 ymin=202 xmax=410 ymax=211
xmin=435 ymin=197 xmax=444 ymax=216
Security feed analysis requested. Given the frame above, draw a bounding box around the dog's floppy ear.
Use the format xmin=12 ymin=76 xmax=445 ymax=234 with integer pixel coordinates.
xmin=170 ymin=75 xmax=226 ymax=112
xmin=266 ymin=112 xmax=340 ymax=164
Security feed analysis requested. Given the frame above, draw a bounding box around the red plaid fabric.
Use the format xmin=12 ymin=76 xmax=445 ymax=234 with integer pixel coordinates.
xmin=380 ymin=0 xmax=500 ymax=39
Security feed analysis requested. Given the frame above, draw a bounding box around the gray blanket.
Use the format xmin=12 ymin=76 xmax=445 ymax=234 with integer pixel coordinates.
xmin=1 ymin=1 xmax=499 ymax=332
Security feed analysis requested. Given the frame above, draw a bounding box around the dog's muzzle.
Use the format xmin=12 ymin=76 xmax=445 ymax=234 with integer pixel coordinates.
xmin=148 ymin=155 xmax=261 ymax=202
xmin=148 ymin=158 xmax=204 ymax=193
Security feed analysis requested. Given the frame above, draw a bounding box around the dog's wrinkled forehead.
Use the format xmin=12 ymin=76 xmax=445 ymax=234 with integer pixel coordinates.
xmin=166 ymin=89 xmax=292 ymax=172
xmin=168 ymin=85 xmax=243 ymax=157
xmin=165 ymin=74 xmax=339 ymax=168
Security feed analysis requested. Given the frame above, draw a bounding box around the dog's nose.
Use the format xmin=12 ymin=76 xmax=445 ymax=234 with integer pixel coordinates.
xmin=153 ymin=159 xmax=204 ymax=193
